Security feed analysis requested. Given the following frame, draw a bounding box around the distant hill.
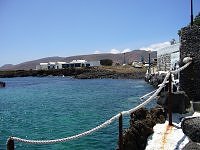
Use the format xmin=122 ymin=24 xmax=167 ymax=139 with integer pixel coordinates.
xmin=0 ymin=64 xmax=14 ymax=70
xmin=0 ymin=50 xmax=156 ymax=70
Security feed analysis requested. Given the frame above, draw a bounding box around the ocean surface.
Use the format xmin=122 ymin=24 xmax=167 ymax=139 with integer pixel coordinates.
xmin=0 ymin=77 xmax=155 ymax=150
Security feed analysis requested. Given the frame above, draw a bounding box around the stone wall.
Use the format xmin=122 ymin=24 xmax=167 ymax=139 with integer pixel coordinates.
xmin=179 ymin=25 xmax=200 ymax=109
xmin=157 ymin=53 xmax=171 ymax=71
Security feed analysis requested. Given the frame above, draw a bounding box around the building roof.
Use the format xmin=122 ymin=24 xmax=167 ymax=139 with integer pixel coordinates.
xmin=48 ymin=62 xmax=56 ymax=65
xmin=70 ymin=60 xmax=87 ymax=63
xmin=56 ymin=62 xmax=66 ymax=64
xmin=40 ymin=63 xmax=48 ymax=65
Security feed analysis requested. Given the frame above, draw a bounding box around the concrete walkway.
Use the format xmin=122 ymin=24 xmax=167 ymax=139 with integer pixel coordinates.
xmin=145 ymin=112 xmax=200 ymax=150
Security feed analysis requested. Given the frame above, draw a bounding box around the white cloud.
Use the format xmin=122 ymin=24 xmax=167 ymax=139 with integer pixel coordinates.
xmin=109 ymin=48 xmax=132 ymax=54
xmin=98 ymin=42 xmax=170 ymax=55
xmin=94 ymin=50 xmax=101 ymax=54
xmin=110 ymin=49 xmax=120 ymax=54
xmin=121 ymin=48 xmax=132 ymax=53
xmin=139 ymin=41 xmax=171 ymax=51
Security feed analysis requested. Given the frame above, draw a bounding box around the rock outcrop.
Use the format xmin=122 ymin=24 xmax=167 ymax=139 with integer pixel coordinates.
xmin=0 ymin=67 xmax=146 ymax=79
xmin=122 ymin=107 xmax=166 ymax=150
xmin=74 ymin=67 xmax=146 ymax=79
xmin=181 ymin=117 xmax=200 ymax=143
xmin=157 ymin=91 xmax=190 ymax=114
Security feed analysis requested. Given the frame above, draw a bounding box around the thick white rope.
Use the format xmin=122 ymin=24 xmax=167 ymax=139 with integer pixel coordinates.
xmin=10 ymin=113 xmax=121 ymax=144
xmin=122 ymin=72 xmax=170 ymax=116
xmin=8 ymin=59 xmax=192 ymax=145
xmin=140 ymin=89 xmax=157 ymax=100
xmin=171 ymin=61 xmax=192 ymax=75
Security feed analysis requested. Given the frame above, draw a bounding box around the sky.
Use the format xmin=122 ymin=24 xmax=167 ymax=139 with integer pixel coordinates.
xmin=0 ymin=0 xmax=200 ymax=66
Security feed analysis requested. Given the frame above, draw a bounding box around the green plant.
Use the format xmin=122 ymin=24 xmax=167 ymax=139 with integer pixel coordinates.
xmin=100 ymin=59 xmax=113 ymax=66
xmin=194 ymin=12 xmax=200 ymax=26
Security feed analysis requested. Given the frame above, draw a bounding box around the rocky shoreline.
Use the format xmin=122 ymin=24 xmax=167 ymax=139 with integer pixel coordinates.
xmin=121 ymin=107 xmax=166 ymax=150
xmin=0 ymin=66 xmax=146 ymax=79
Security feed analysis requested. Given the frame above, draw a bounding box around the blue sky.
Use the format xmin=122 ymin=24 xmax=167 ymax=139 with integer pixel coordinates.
xmin=0 ymin=0 xmax=200 ymax=66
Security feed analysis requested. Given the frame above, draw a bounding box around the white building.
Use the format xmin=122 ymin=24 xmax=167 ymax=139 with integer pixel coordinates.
xmin=36 ymin=63 xmax=48 ymax=70
xmin=36 ymin=62 xmax=56 ymax=70
xmin=48 ymin=62 xmax=56 ymax=70
xmin=68 ymin=60 xmax=89 ymax=68
xmin=36 ymin=65 xmax=41 ymax=70
xmin=67 ymin=60 xmax=100 ymax=68
xmin=36 ymin=60 xmax=101 ymax=70
xmin=157 ymin=43 xmax=180 ymax=71
xmin=132 ymin=61 xmax=143 ymax=68
xmin=55 ymin=62 xmax=66 ymax=69
xmin=70 ymin=60 xmax=87 ymax=64
xmin=87 ymin=61 xmax=101 ymax=67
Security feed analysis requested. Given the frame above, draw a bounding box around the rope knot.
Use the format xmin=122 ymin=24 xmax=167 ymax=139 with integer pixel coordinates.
xmin=183 ymin=57 xmax=192 ymax=64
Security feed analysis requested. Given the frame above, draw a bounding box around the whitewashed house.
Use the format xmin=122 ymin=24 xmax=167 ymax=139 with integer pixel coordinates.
xmin=36 ymin=64 xmax=40 ymax=70
xmin=55 ymin=62 xmax=66 ymax=69
xmin=87 ymin=61 xmax=101 ymax=67
xmin=69 ymin=60 xmax=88 ymax=67
xmin=48 ymin=62 xmax=56 ymax=70
xmin=132 ymin=61 xmax=143 ymax=68
xmin=36 ymin=60 xmax=101 ymax=70
xmin=37 ymin=63 xmax=48 ymax=70
xmin=67 ymin=60 xmax=101 ymax=68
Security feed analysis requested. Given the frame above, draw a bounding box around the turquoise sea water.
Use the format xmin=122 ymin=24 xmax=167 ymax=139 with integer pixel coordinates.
xmin=0 ymin=77 xmax=154 ymax=150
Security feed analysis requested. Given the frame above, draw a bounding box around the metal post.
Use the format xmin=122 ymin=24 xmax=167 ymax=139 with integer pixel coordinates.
xmin=7 ymin=138 xmax=14 ymax=150
xmin=148 ymin=51 xmax=151 ymax=75
xmin=191 ymin=0 xmax=194 ymax=26
xmin=130 ymin=112 xmax=134 ymax=119
xmin=168 ymin=73 xmax=173 ymax=126
xmin=119 ymin=113 xmax=123 ymax=150
xmin=123 ymin=53 xmax=125 ymax=64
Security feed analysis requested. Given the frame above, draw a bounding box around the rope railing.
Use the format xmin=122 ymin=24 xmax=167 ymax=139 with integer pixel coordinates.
xmin=7 ymin=58 xmax=192 ymax=149
xmin=140 ymin=89 xmax=157 ymax=100
xmin=171 ymin=57 xmax=192 ymax=75
xmin=9 ymin=113 xmax=121 ymax=145
xmin=122 ymin=72 xmax=171 ymax=116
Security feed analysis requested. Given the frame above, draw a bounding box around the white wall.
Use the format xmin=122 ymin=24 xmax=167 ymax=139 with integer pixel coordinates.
xmin=88 ymin=61 xmax=101 ymax=67
xmin=157 ymin=43 xmax=180 ymax=56
xmin=56 ymin=62 xmax=66 ymax=69
xmin=40 ymin=64 xmax=48 ymax=70
xmin=157 ymin=43 xmax=180 ymax=71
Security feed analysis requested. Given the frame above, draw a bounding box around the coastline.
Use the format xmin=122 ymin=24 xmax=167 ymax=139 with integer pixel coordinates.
xmin=0 ymin=66 xmax=146 ymax=79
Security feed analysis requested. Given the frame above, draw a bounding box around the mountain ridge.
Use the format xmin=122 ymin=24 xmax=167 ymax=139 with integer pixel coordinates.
xmin=0 ymin=50 xmax=156 ymax=70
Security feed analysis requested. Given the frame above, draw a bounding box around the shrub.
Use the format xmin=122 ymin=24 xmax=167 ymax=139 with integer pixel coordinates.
xmin=100 ymin=59 xmax=113 ymax=66
xmin=194 ymin=12 xmax=200 ymax=26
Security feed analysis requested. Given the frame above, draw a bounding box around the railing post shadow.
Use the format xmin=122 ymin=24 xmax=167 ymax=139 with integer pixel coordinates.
xmin=168 ymin=73 xmax=173 ymax=126
xmin=7 ymin=138 xmax=14 ymax=150
xmin=119 ymin=113 xmax=123 ymax=150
